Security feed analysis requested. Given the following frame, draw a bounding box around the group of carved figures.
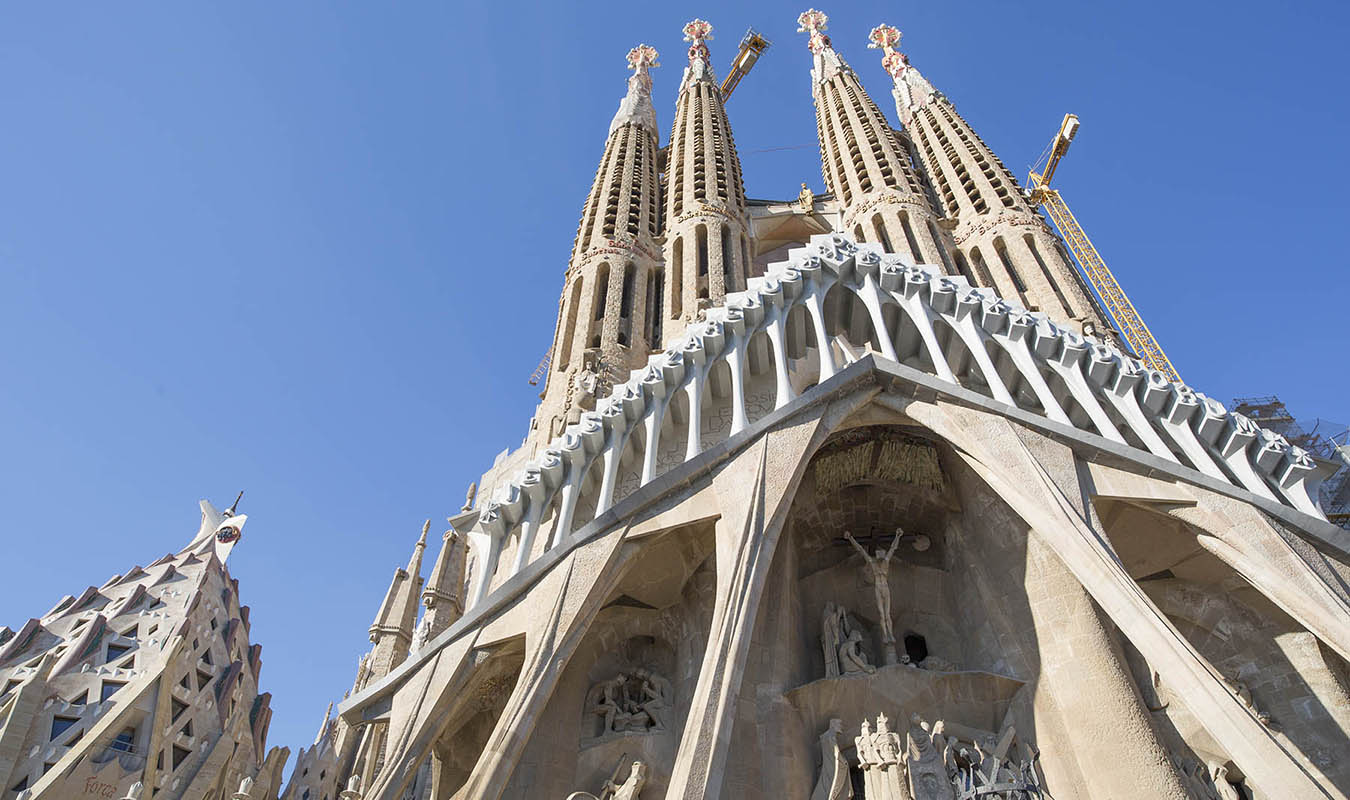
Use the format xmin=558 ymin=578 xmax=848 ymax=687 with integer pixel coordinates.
xmin=814 ymin=714 xmax=1046 ymax=800
xmin=584 ymin=669 xmax=673 ymax=737
xmin=821 ymin=527 xmax=962 ymax=679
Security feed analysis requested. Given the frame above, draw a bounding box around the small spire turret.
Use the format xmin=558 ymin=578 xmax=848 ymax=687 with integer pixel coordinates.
xmin=420 ymin=520 xmax=468 ymax=640
xmin=365 ymin=522 xmax=428 ymax=678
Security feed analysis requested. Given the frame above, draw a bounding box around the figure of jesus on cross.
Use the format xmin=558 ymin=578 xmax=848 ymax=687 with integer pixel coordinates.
xmin=845 ymin=527 xmax=904 ymax=665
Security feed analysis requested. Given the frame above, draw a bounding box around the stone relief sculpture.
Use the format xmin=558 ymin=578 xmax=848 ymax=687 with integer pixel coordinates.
xmin=565 ymin=759 xmax=648 ymax=800
xmin=633 ymin=668 xmax=672 ymax=731
xmin=584 ymin=671 xmax=672 ymax=738
xmin=1209 ymin=763 xmax=1242 ymax=800
xmin=845 ymin=528 xmax=904 ymax=664
xmin=839 ymin=628 xmax=877 ymax=675
xmin=905 ymin=714 xmax=956 ymax=800
xmin=822 ymin=601 xmax=848 ymax=678
xmin=856 ymin=713 xmax=911 ymax=800
xmin=811 ymin=718 xmax=854 ymax=800
xmin=1226 ymin=676 xmax=1273 ymax=727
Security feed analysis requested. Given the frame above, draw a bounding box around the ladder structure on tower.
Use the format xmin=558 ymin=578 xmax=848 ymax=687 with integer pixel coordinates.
xmin=1027 ymin=114 xmax=1181 ymax=382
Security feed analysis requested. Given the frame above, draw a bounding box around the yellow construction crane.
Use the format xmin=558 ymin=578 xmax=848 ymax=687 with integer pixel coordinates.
xmin=1027 ymin=114 xmax=1180 ymax=382
xmin=719 ymin=28 xmax=771 ymax=100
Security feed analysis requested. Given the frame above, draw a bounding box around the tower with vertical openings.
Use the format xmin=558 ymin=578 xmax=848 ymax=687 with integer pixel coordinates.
xmin=662 ymin=19 xmax=752 ymax=345
xmin=795 ymin=10 xmax=956 ymax=274
xmin=537 ymin=45 xmax=664 ymax=444
xmin=871 ymin=23 xmax=1112 ymax=336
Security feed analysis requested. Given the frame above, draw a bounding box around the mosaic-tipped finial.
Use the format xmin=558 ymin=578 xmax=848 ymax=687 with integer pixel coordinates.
xmin=868 ymin=24 xmax=907 ymax=79
xmin=797 ymin=9 xmax=831 ymax=53
xmin=683 ymin=19 xmax=713 ymax=65
xmin=626 ymin=44 xmax=660 ymax=74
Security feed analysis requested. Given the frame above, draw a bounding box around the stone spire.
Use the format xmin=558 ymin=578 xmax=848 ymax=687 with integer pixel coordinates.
xmin=420 ymin=520 xmax=468 ymax=640
xmin=662 ymin=19 xmax=752 ymax=344
xmin=795 ymin=10 xmax=955 ymax=273
xmin=534 ymin=45 xmax=665 ymax=447
xmin=871 ymin=22 xmax=1111 ymax=335
xmin=366 ymin=522 xmax=427 ymax=677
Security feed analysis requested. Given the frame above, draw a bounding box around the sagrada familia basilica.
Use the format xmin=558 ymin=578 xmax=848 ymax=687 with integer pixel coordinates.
xmin=4 ymin=10 xmax=1349 ymax=800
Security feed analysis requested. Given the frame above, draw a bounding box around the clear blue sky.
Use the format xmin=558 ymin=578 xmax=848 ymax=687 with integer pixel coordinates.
xmin=2 ymin=0 xmax=1346 ymax=768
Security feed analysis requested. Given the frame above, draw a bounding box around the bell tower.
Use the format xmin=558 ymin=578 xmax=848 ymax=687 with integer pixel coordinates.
xmin=536 ymin=45 xmax=665 ymax=443
xmin=795 ymin=9 xmax=956 ymax=274
xmin=870 ymin=22 xmax=1111 ymax=335
xmin=661 ymin=19 xmax=752 ymax=344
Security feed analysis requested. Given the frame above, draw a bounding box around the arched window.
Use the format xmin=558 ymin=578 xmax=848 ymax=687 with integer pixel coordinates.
xmin=721 ymin=226 xmax=735 ymax=293
xmin=618 ymin=262 xmax=635 ymax=347
xmin=589 ymin=262 xmax=610 ymax=348
xmin=696 ymin=224 xmax=709 ymax=276
xmin=671 ymin=237 xmax=684 ymax=319
xmin=558 ymin=277 xmax=584 ymax=370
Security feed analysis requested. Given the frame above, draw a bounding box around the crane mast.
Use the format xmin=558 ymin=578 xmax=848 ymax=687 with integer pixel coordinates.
xmin=719 ymin=29 xmax=771 ymax=100
xmin=1027 ymin=114 xmax=1180 ymax=382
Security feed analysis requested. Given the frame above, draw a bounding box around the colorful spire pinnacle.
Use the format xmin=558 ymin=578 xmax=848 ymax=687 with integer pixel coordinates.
xmin=626 ymin=43 xmax=660 ymax=83
xmin=612 ymin=44 xmax=660 ymax=134
xmin=683 ymin=19 xmax=713 ymax=66
xmin=867 ymin=24 xmax=907 ymax=80
xmin=797 ymin=9 xmax=830 ymax=54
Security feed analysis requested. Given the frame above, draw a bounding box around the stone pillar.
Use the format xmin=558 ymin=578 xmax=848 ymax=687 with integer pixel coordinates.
xmin=1022 ymin=530 xmax=1190 ymax=800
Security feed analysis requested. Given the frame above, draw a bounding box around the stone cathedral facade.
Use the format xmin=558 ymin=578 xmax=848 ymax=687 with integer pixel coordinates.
xmin=6 ymin=9 xmax=1350 ymax=800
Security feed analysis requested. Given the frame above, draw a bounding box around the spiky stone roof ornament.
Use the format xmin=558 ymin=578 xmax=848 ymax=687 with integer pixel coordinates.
xmin=797 ymin=9 xmax=830 ymax=53
xmin=867 ymin=23 xmax=907 ymax=79
xmin=797 ymin=9 xmax=848 ymax=82
xmin=869 ymin=22 xmax=937 ymax=112
xmin=683 ymin=19 xmax=712 ymax=64
xmin=610 ymin=44 xmax=660 ymax=135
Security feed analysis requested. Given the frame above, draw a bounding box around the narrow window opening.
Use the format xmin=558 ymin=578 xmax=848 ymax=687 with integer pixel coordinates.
xmin=113 ymin=726 xmax=136 ymax=753
xmin=871 ymin=215 xmax=892 ymax=253
xmin=670 ymin=238 xmax=684 ymax=319
xmin=1024 ymin=234 xmax=1074 ymax=316
xmin=721 ymin=226 xmax=735 ymax=293
xmin=899 ymin=212 xmax=924 ymax=261
xmin=172 ymin=744 xmax=191 ymax=770
xmin=696 ymin=225 xmax=709 ymax=276
xmin=993 ymin=237 xmax=1028 ymax=297
xmin=558 ymin=278 xmax=583 ymax=370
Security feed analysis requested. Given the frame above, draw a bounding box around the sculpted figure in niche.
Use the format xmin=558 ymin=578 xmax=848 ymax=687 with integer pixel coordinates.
xmin=855 ymin=719 xmax=881 ymax=799
xmin=839 ymin=628 xmax=876 ymax=675
xmin=810 ymin=719 xmax=853 ymax=800
xmin=905 ymin=714 xmax=955 ymax=800
xmin=633 ymin=668 xmax=672 ymax=731
xmin=565 ymin=759 xmax=648 ymax=800
xmin=821 ymin=601 xmax=851 ymax=678
xmin=845 ymin=528 xmax=903 ymax=664
xmin=585 ymin=674 xmax=628 ymax=736
xmin=584 ymin=670 xmax=671 ymax=738
xmin=1209 ymin=763 xmax=1242 ymax=800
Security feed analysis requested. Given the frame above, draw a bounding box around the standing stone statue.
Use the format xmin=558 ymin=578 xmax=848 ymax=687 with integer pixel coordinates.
xmin=855 ymin=719 xmax=881 ymax=799
xmin=845 ymin=528 xmax=904 ymax=664
xmin=905 ymin=714 xmax=955 ymax=800
xmin=811 ymin=719 xmax=854 ymax=800
xmin=869 ymin=713 xmax=912 ymax=800
xmin=821 ymin=601 xmax=850 ymax=678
